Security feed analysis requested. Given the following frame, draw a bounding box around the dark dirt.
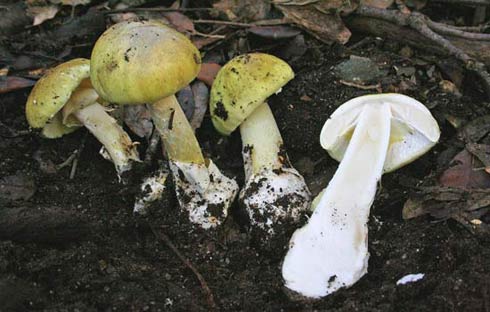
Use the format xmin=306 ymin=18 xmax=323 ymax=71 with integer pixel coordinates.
xmin=1 ymin=13 xmax=490 ymax=312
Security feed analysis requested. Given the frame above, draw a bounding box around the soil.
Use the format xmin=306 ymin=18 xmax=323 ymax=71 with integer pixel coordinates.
xmin=1 ymin=13 xmax=490 ymax=312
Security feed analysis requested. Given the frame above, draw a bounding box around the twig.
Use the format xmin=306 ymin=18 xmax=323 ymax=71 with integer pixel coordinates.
xmin=148 ymin=223 xmax=217 ymax=310
xmin=70 ymin=132 xmax=87 ymax=179
xmin=445 ymin=23 xmax=490 ymax=32
xmin=193 ymin=18 xmax=287 ymax=27
xmin=104 ymin=7 xmax=213 ymax=14
xmin=430 ymin=0 xmax=490 ymax=5
xmin=427 ymin=20 xmax=490 ymax=40
xmin=144 ymin=127 xmax=161 ymax=164
xmin=0 ymin=121 xmax=30 ymax=138
xmin=355 ymin=5 xmax=490 ymax=98
xmin=339 ymin=80 xmax=382 ymax=90
xmin=56 ymin=152 xmax=77 ymax=170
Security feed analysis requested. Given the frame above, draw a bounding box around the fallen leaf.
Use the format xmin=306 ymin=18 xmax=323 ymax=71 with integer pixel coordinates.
xmin=466 ymin=143 xmax=490 ymax=170
xmin=439 ymin=149 xmax=490 ymax=189
xmin=124 ymin=105 xmax=153 ymax=139
xmin=458 ymin=115 xmax=490 ymax=143
xmin=50 ymin=0 xmax=90 ymax=6
xmin=362 ymin=0 xmax=394 ymax=9
xmin=0 ymin=174 xmax=36 ymax=203
xmin=26 ymin=4 xmax=60 ymax=26
xmin=190 ymin=81 xmax=209 ymax=130
xmin=193 ymin=36 xmax=223 ymax=49
xmin=275 ymin=3 xmax=352 ymax=44
xmin=177 ymin=85 xmax=195 ymax=121
xmin=197 ymin=63 xmax=222 ymax=87
xmin=214 ymin=0 xmax=270 ymax=21
xmin=0 ymin=76 xmax=36 ymax=94
xmin=248 ymin=26 xmax=301 ymax=40
xmin=403 ymin=186 xmax=490 ymax=221
xmin=162 ymin=12 xmax=195 ymax=34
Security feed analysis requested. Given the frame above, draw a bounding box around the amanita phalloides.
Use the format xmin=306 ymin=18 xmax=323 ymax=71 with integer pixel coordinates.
xmin=90 ymin=21 xmax=238 ymax=228
xmin=282 ymin=93 xmax=440 ymax=298
xmin=25 ymin=58 xmax=140 ymax=176
xmin=210 ymin=53 xmax=311 ymax=243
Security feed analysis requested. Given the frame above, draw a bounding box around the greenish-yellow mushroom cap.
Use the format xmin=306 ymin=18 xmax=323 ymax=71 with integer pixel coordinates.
xmin=210 ymin=53 xmax=294 ymax=135
xmin=90 ymin=21 xmax=202 ymax=105
xmin=25 ymin=58 xmax=90 ymax=138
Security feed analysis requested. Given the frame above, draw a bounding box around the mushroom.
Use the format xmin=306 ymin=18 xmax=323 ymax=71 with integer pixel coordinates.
xmin=210 ymin=53 xmax=311 ymax=243
xmin=90 ymin=21 xmax=238 ymax=229
xmin=281 ymin=93 xmax=440 ymax=298
xmin=25 ymin=58 xmax=140 ymax=175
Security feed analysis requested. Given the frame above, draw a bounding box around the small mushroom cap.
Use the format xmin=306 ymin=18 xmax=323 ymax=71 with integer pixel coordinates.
xmin=210 ymin=53 xmax=294 ymax=135
xmin=320 ymin=93 xmax=440 ymax=172
xmin=26 ymin=58 xmax=90 ymax=129
xmin=90 ymin=21 xmax=201 ymax=105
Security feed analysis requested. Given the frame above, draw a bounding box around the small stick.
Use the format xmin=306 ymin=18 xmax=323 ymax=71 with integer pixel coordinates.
xmin=339 ymin=80 xmax=382 ymax=91
xmin=144 ymin=127 xmax=161 ymax=164
xmin=56 ymin=152 xmax=77 ymax=170
xmin=104 ymin=7 xmax=213 ymax=14
xmin=427 ymin=20 xmax=490 ymax=41
xmin=70 ymin=132 xmax=87 ymax=179
xmin=149 ymin=224 xmax=217 ymax=310
xmin=193 ymin=18 xmax=287 ymax=27
xmin=430 ymin=0 xmax=490 ymax=5
xmin=0 ymin=121 xmax=30 ymax=138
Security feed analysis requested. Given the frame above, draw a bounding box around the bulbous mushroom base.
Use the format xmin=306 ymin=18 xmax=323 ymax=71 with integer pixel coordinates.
xmin=281 ymin=216 xmax=369 ymax=298
xmin=133 ymin=169 xmax=170 ymax=214
xmin=169 ymin=159 xmax=239 ymax=229
xmin=240 ymin=167 xmax=311 ymax=252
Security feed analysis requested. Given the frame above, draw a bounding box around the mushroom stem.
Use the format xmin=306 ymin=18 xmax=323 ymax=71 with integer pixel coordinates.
xmin=282 ymin=102 xmax=392 ymax=298
xmin=74 ymin=102 xmax=140 ymax=174
xmin=240 ymin=103 xmax=283 ymax=179
xmin=238 ymin=102 xmax=311 ymax=242
xmin=149 ymin=94 xmax=238 ymax=229
xmin=149 ymin=94 xmax=205 ymax=165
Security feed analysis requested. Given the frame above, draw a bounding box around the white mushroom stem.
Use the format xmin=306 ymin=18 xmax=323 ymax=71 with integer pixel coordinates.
xmin=149 ymin=95 xmax=238 ymax=229
xmin=239 ymin=103 xmax=311 ymax=238
xmin=282 ymin=102 xmax=392 ymax=298
xmin=74 ymin=102 xmax=140 ymax=175
xmin=240 ymin=103 xmax=284 ymax=178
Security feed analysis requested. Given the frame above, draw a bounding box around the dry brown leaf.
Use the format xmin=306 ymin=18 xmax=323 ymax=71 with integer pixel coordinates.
xmin=197 ymin=63 xmax=222 ymax=87
xmin=123 ymin=105 xmax=153 ymax=139
xmin=26 ymin=4 xmax=60 ymax=26
xmin=248 ymin=25 xmax=301 ymax=40
xmin=361 ymin=0 xmax=394 ymax=9
xmin=439 ymin=149 xmax=490 ymax=189
xmin=0 ymin=76 xmax=36 ymax=94
xmin=213 ymin=0 xmax=270 ymax=21
xmin=275 ymin=3 xmax=351 ymax=44
xmin=50 ymin=0 xmax=90 ymax=6
xmin=403 ymin=187 xmax=490 ymax=221
xmin=162 ymin=12 xmax=195 ymax=34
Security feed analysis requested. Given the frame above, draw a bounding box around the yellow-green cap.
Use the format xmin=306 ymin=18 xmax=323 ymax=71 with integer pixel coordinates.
xmin=210 ymin=53 xmax=294 ymax=135
xmin=90 ymin=21 xmax=201 ymax=105
xmin=26 ymin=58 xmax=90 ymax=130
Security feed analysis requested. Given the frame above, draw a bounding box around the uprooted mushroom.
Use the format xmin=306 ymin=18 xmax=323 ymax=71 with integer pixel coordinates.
xmin=210 ymin=53 xmax=311 ymax=245
xmin=282 ymin=93 xmax=440 ymax=298
xmin=90 ymin=21 xmax=238 ymax=228
xmin=25 ymin=58 xmax=141 ymax=176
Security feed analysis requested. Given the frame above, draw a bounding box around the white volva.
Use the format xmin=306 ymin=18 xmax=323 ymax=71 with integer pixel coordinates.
xmin=282 ymin=94 xmax=440 ymax=298
xmin=240 ymin=104 xmax=310 ymax=236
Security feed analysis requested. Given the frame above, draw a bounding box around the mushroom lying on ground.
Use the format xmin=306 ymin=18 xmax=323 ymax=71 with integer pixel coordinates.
xmin=25 ymin=58 xmax=140 ymax=176
xmin=210 ymin=53 xmax=311 ymax=243
xmin=281 ymin=93 xmax=440 ymax=298
xmin=90 ymin=21 xmax=238 ymax=228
